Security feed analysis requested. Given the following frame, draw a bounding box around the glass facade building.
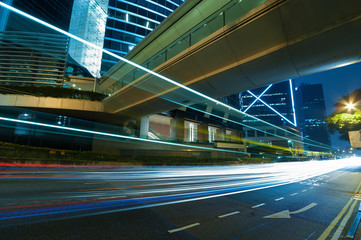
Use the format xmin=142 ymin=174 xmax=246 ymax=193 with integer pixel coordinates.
xmin=240 ymin=80 xmax=297 ymax=127
xmin=4 ymin=0 xmax=74 ymax=33
xmin=295 ymin=83 xmax=331 ymax=152
xmin=68 ymin=0 xmax=108 ymax=77
xmin=100 ymin=0 xmax=185 ymax=75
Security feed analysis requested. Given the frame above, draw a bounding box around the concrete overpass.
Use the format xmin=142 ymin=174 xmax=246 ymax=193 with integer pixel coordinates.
xmin=98 ymin=0 xmax=361 ymax=120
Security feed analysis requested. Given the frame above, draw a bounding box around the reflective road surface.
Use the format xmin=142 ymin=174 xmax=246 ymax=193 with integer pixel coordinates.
xmin=1 ymin=158 xmax=361 ymax=239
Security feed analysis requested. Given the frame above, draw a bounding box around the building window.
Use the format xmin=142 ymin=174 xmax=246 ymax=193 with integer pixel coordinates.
xmin=208 ymin=126 xmax=217 ymax=143
xmin=188 ymin=122 xmax=197 ymax=142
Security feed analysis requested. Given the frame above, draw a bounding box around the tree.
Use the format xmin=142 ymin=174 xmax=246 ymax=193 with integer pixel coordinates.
xmin=326 ymin=89 xmax=361 ymax=140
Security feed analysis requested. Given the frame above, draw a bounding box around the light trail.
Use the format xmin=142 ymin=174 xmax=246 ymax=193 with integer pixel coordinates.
xmin=0 ymin=158 xmax=359 ymax=225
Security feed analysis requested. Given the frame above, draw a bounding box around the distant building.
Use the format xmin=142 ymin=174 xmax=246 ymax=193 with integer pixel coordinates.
xmin=240 ymin=80 xmax=297 ymax=127
xmin=235 ymin=80 xmax=303 ymax=154
xmin=295 ymin=83 xmax=331 ymax=152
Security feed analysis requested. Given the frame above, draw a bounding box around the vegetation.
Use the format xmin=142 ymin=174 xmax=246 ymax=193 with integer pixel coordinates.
xmin=0 ymin=141 xmax=274 ymax=166
xmin=326 ymin=88 xmax=361 ymax=140
xmin=0 ymin=85 xmax=107 ymax=101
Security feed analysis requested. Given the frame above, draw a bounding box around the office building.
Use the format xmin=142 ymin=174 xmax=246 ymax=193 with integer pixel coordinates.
xmin=295 ymin=83 xmax=331 ymax=152
xmin=68 ymin=0 xmax=108 ymax=77
xmin=3 ymin=0 xmax=74 ymax=32
xmin=100 ymin=0 xmax=185 ymax=74
xmin=240 ymin=80 xmax=297 ymax=127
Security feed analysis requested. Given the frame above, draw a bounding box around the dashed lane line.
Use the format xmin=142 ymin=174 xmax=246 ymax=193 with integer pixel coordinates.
xmin=168 ymin=223 xmax=200 ymax=233
xmin=252 ymin=203 xmax=265 ymax=209
xmin=290 ymin=193 xmax=298 ymax=196
xmin=218 ymin=211 xmax=240 ymax=219
xmin=275 ymin=197 xmax=284 ymax=201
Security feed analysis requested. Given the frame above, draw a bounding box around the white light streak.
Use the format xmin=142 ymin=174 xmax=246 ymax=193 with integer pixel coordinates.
xmin=0 ymin=116 xmax=243 ymax=154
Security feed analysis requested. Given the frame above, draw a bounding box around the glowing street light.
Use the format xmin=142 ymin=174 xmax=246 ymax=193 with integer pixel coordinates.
xmin=346 ymin=102 xmax=355 ymax=110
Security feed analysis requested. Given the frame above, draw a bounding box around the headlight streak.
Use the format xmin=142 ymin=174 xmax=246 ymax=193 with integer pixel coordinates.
xmin=0 ymin=116 xmax=242 ymax=154
xmin=0 ymin=158 xmax=359 ymax=225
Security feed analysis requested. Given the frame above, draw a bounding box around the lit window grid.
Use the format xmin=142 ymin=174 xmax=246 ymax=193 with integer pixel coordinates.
xmin=115 ymin=0 xmax=169 ymax=18
xmin=108 ymin=6 xmax=161 ymax=25
xmin=108 ymin=16 xmax=155 ymax=31
xmin=243 ymin=80 xmax=297 ymax=127
xmin=104 ymin=37 xmax=136 ymax=49
xmin=106 ymin=26 xmax=145 ymax=39
xmin=145 ymin=0 xmax=175 ymax=13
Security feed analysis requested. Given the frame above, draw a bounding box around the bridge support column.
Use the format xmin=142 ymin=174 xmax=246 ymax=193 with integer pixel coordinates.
xmin=170 ymin=116 xmax=184 ymax=142
xmin=198 ymin=123 xmax=209 ymax=143
xmin=139 ymin=116 xmax=149 ymax=138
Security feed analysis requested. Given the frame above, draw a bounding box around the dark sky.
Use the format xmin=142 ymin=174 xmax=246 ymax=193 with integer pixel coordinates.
xmin=295 ymin=62 xmax=361 ymax=148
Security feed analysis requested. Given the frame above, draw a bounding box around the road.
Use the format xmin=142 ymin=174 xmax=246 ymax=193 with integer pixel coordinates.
xmin=0 ymin=158 xmax=361 ymax=240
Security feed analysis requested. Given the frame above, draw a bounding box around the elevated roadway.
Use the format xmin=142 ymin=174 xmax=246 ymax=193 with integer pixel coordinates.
xmin=99 ymin=0 xmax=361 ymax=120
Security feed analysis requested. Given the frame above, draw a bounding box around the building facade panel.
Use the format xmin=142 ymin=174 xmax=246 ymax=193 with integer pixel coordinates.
xmin=0 ymin=31 xmax=69 ymax=85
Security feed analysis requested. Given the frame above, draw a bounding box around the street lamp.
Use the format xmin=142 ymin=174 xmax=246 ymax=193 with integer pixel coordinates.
xmin=346 ymin=102 xmax=355 ymax=110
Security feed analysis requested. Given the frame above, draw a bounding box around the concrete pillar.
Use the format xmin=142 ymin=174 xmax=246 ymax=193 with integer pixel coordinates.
xmin=139 ymin=116 xmax=149 ymax=138
xmin=223 ymin=112 xmax=229 ymax=123
xmin=170 ymin=116 xmax=184 ymax=142
xmin=204 ymin=105 xmax=213 ymax=118
xmin=0 ymin=0 xmax=13 ymax=32
xmin=198 ymin=123 xmax=209 ymax=143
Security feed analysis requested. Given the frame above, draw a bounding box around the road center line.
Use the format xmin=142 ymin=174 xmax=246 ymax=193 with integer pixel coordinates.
xmin=275 ymin=197 xmax=284 ymax=201
xmin=168 ymin=223 xmax=200 ymax=233
xmin=330 ymin=199 xmax=358 ymax=240
xmin=290 ymin=193 xmax=298 ymax=196
xmin=252 ymin=203 xmax=265 ymax=208
xmin=302 ymin=190 xmax=307 ymax=192
xmin=218 ymin=211 xmax=240 ymax=219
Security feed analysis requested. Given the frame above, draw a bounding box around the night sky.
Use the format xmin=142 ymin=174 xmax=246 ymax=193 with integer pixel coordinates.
xmin=294 ymin=61 xmax=361 ymax=148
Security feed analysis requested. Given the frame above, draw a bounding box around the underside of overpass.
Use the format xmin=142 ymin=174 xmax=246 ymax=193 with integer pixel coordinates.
xmin=99 ymin=0 xmax=361 ymax=121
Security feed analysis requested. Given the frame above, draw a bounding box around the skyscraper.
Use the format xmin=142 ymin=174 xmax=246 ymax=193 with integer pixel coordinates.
xmin=240 ymin=80 xmax=297 ymax=127
xmin=68 ymin=0 xmax=108 ymax=77
xmin=4 ymin=0 xmax=74 ymax=32
xmin=236 ymin=80 xmax=302 ymax=152
xmin=295 ymin=83 xmax=331 ymax=152
xmin=67 ymin=0 xmax=185 ymax=76
xmin=100 ymin=0 xmax=185 ymax=75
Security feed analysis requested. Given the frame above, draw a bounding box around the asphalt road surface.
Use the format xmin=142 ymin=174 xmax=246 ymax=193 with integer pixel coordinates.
xmin=1 ymin=158 xmax=361 ymax=240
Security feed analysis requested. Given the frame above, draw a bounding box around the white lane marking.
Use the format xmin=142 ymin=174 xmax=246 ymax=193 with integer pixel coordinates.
xmin=263 ymin=203 xmax=318 ymax=219
xmin=275 ymin=197 xmax=284 ymax=201
xmin=168 ymin=223 xmax=200 ymax=233
xmin=252 ymin=203 xmax=265 ymax=209
xmin=290 ymin=193 xmax=298 ymax=196
xmin=218 ymin=211 xmax=240 ymax=219
xmin=302 ymin=189 xmax=307 ymax=192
